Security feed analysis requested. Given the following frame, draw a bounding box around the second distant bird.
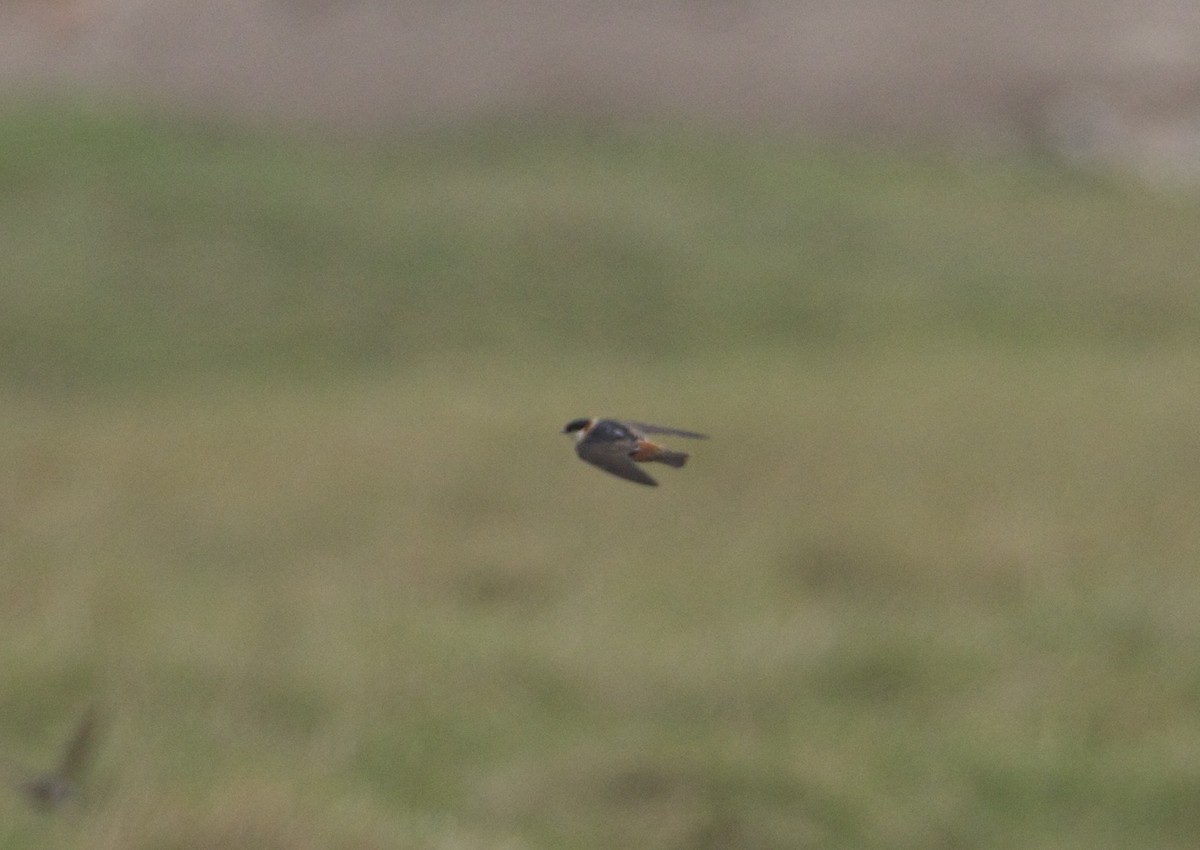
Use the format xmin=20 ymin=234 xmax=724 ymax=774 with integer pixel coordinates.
xmin=563 ymin=418 xmax=708 ymax=486
xmin=7 ymin=705 xmax=99 ymax=812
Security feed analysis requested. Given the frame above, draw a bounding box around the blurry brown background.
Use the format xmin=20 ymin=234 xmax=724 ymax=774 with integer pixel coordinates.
xmin=4 ymin=0 xmax=1200 ymax=182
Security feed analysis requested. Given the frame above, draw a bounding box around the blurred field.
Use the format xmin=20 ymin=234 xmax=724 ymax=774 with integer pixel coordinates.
xmin=2 ymin=100 xmax=1200 ymax=849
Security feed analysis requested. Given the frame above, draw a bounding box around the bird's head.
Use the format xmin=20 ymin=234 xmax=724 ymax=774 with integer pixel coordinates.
xmin=562 ymin=418 xmax=592 ymax=438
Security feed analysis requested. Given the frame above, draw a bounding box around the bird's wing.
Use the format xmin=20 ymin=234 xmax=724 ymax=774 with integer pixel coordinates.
xmin=576 ymin=440 xmax=659 ymax=486
xmin=624 ymin=422 xmax=709 ymax=439
xmin=56 ymin=706 xmax=98 ymax=781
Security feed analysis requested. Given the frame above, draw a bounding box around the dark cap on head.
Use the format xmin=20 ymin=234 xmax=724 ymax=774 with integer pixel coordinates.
xmin=563 ymin=418 xmax=591 ymax=433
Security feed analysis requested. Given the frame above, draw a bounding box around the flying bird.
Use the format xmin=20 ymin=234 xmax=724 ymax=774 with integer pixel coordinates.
xmin=7 ymin=705 xmax=100 ymax=811
xmin=562 ymin=418 xmax=708 ymax=486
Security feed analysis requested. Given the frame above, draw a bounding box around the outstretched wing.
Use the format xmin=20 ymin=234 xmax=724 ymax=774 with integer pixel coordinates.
xmin=576 ymin=441 xmax=659 ymax=486
xmin=625 ymin=422 xmax=709 ymax=440
xmin=56 ymin=706 xmax=98 ymax=781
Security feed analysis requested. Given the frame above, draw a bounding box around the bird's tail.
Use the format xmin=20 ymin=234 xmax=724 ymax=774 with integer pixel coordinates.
xmin=650 ymin=449 xmax=688 ymax=468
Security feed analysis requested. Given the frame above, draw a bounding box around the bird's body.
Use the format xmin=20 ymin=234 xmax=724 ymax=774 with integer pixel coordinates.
xmin=6 ymin=705 xmax=98 ymax=812
xmin=562 ymin=418 xmax=707 ymax=486
xmin=20 ymin=775 xmax=74 ymax=810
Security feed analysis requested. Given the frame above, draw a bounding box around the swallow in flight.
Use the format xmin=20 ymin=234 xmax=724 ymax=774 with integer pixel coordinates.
xmin=7 ymin=705 xmax=100 ymax=811
xmin=562 ymin=418 xmax=708 ymax=486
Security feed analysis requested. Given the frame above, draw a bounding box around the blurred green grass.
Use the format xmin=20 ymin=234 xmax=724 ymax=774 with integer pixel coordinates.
xmin=5 ymin=102 xmax=1200 ymax=389
xmin=2 ymin=100 xmax=1200 ymax=849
